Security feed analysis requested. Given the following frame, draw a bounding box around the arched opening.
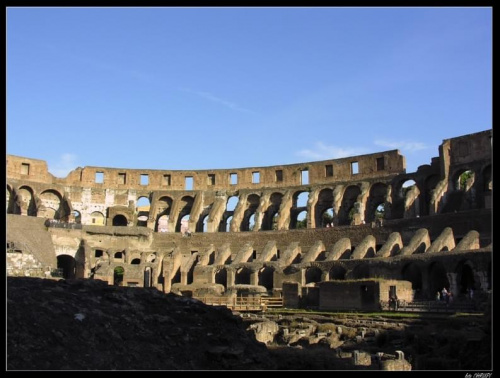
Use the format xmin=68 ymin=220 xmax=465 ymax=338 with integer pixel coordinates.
xmin=18 ymin=186 xmax=37 ymax=216
xmin=144 ymin=267 xmax=152 ymax=288
xmin=321 ymin=208 xmax=334 ymax=228
xmin=391 ymin=179 xmax=417 ymax=219
xmin=113 ymin=266 xmax=125 ymax=286
xmin=428 ymin=262 xmax=450 ymax=299
xmin=196 ymin=212 xmax=210 ymax=233
xmin=305 ymin=267 xmax=322 ymax=284
xmin=157 ymin=215 xmax=169 ymax=232
xmin=39 ymin=189 xmax=63 ymax=220
xmin=235 ymin=267 xmax=251 ymax=285
xmin=261 ymin=193 xmax=283 ymax=231
xmin=226 ymin=196 xmax=239 ymax=211
xmin=315 ymin=188 xmax=333 ymax=228
xmin=131 ymin=258 xmax=141 ymax=264
xmin=295 ymin=210 xmax=307 ymax=229
xmin=179 ymin=214 xmax=190 ymax=234
xmin=112 ymin=214 xmax=128 ymax=226
xmin=329 ymin=265 xmax=346 ymax=280
xmin=146 ymin=253 xmax=156 ymax=263
xmin=187 ymin=256 xmax=198 ymax=284
xmin=175 ymin=196 xmax=194 ymax=232
xmin=258 ymin=267 xmax=274 ymax=290
xmin=136 ymin=196 xmax=150 ymax=227
xmin=351 ymin=264 xmax=370 ymax=279
xmin=248 ymin=214 xmax=256 ymax=231
xmin=456 ymin=260 xmax=476 ymax=295
xmin=364 ymin=183 xmax=387 ymax=223
xmin=290 ymin=191 xmax=309 ymax=229
xmin=90 ymin=211 xmax=105 ymax=226
xmin=401 ymin=263 xmax=423 ymax=299
xmin=73 ymin=210 xmax=81 ymax=224
xmin=57 ymin=255 xmax=76 ymax=279
xmin=338 ymin=185 xmax=361 ymax=225
xmin=114 ymin=251 xmax=124 ymax=261
xmin=155 ymin=196 xmax=172 ymax=232
xmin=215 ymin=268 xmax=227 ymax=288
xmin=240 ymin=194 xmax=260 ymax=232
xmin=171 ymin=267 xmax=181 ymax=284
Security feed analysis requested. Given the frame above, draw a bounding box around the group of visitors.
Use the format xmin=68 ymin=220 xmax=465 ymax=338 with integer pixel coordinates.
xmin=436 ymin=287 xmax=454 ymax=304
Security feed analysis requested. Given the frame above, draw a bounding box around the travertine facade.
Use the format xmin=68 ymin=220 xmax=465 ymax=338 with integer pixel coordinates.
xmin=6 ymin=130 xmax=492 ymax=307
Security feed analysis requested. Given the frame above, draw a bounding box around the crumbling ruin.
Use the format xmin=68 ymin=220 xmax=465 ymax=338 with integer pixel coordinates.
xmin=6 ymin=129 xmax=492 ymax=312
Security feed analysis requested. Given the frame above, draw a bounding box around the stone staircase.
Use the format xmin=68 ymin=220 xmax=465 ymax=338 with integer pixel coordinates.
xmin=397 ymin=300 xmax=479 ymax=313
xmin=6 ymin=214 xmax=57 ymax=269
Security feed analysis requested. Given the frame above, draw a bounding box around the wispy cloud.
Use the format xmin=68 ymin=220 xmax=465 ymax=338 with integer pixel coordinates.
xmin=180 ymin=88 xmax=254 ymax=113
xmin=49 ymin=153 xmax=78 ymax=178
xmin=297 ymin=142 xmax=369 ymax=160
xmin=374 ymin=139 xmax=428 ymax=153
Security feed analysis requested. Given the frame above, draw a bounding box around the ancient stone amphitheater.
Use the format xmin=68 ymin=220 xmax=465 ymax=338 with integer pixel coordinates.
xmin=6 ymin=129 xmax=492 ymax=310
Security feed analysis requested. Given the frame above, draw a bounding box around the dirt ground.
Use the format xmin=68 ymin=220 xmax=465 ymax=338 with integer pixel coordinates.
xmin=7 ymin=277 xmax=276 ymax=370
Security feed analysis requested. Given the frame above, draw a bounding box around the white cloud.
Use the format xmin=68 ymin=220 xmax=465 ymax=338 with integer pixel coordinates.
xmin=49 ymin=153 xmax=78 ymax=178
xmin=374 ymin=139 xmax=428 ymax=153
xmin=297 ymin=142 xmax=369 ymax=160
xmin=180 ymin=88 xmax=254 ymax=113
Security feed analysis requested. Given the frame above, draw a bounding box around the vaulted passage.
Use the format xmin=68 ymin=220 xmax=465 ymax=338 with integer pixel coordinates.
xmin=112 ymin=215 xmax=128 ymax=226
xmin=57 ymin=255 xmax=76 ymax=279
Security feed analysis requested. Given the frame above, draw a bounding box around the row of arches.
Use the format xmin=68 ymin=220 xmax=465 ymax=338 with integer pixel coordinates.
xmin=7 ymin=161 xmax=491 ymax=232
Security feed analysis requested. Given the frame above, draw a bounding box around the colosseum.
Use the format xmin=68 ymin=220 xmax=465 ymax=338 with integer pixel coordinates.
xmin=6 ymin=129 xmax=492 ymax=311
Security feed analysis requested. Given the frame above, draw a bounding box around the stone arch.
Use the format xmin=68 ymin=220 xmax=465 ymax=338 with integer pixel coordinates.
xmin=422 ymin=174 xmax=440 ymax=216
xmin=391 ymin=178 xmax=416 ymax=219
xmin=175 ymin=196 xmax=194 ymax=232
xmin=113 ymin=266 xmax=125 ymax=286
xmin=351 ymin=264 xmax=370 ymax=279
xmin=314 ymin=188 xmax=333 ymax=228
xmin=428 ymin=261 xmax=450 ymax=299
xmin=39 ymin=189 xmax=63 ymax=220
xmin=72 ymin=210 xmax=82 ymax=224
xmin=214 ymin=268 xmax=227 ymax=288
xmin=329 ymin=265 xmax=347 ymax=280
xmin=364 ymin=182 xmax=387 ymax=223
xmin=338 ymin=185 xmax=361 ymax=225
xmin=155 ymin=196 xmax=173 ymax=232
xmin=235 ymin=267 xmax=251 ymax=285
xmin=112 ymin=214 xmax=128 ymax=226
xmin=130 ymin=255 xmax=141 ymax=264
xmin=455 ymin=259 xmax=476 ymax=296
xmin=290 ymin=191 xmax=309 ymax=229
xmin=17 ymin=185 xmax=37 ymax=216
xmin=240 ymin=194 xmax=260 ymax=232
xmin=57 ymin=255 xmax=76 ymax=279
xmin=401 ymin=262 xmax=423 ymax=298
xmin=441 ymin=168 xmax=475 ymax=213
xmin=258 ymin=267 xmax=274 ymax=290
xmin=136 ymin=196 xmax=150 ymax=227
xmin=90 ymin=211 xmax=105 ymax=226
xmin=305 ymin=266 xmax=322 ymax=284
xmin=261 ymin=192 xmax=283 ymax=231
xmin=219 ymin=195 xmax=239 ymax=232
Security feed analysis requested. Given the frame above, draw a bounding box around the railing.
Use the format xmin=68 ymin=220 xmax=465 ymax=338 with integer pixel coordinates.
xmin=194 ymin=296 xmax=283 ymax=312
xmin=44 ymin=220 xmax=83 ymax=230
xmin=380 ymin=300 xmax=478 ymax=313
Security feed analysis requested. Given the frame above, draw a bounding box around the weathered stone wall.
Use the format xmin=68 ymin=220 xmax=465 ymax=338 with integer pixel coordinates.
xmin=6 ymin=129 xmax=492 ymax=306
xmin=318 ymin=280 xmax=412 ymax=311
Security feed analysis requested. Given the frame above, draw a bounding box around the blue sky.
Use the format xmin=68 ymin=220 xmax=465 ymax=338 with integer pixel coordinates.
xmin=6 ymin=7 xmax=492 ymax=178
